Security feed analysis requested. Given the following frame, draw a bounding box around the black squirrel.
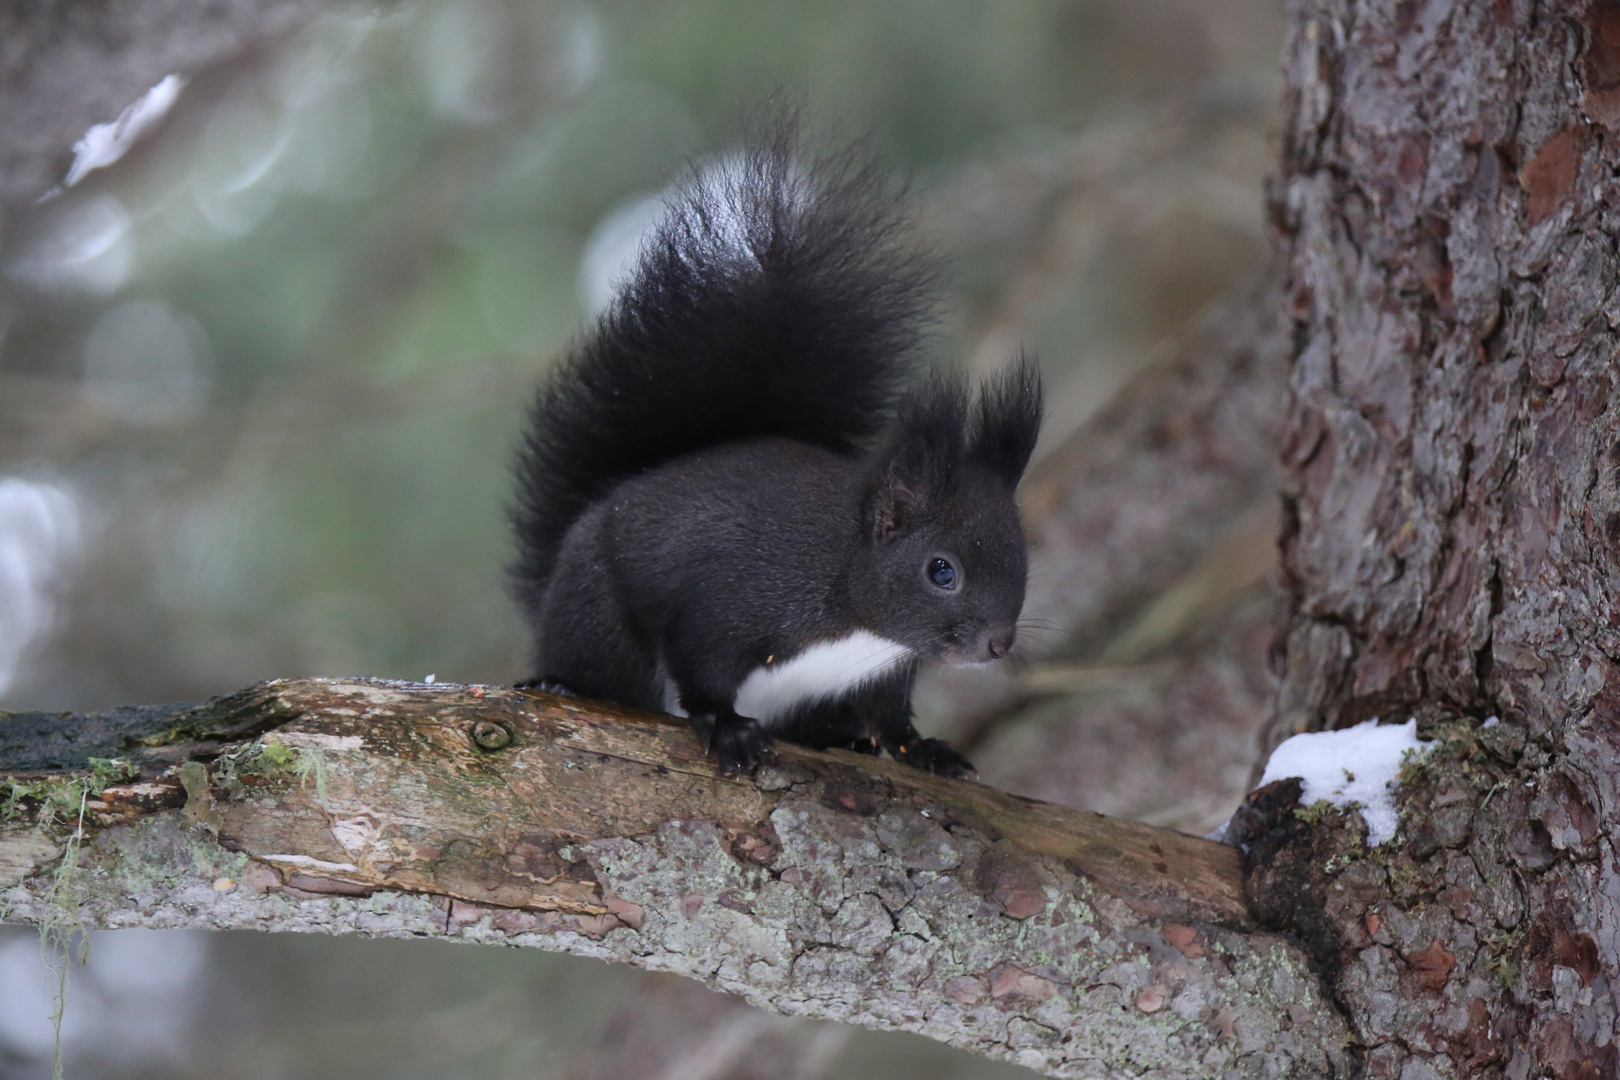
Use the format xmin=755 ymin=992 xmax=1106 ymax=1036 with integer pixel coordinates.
xmin=510 ymin=127 xmax=1042 ymax=776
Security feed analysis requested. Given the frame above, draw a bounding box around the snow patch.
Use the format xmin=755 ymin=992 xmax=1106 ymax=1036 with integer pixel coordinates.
xmin=1258 ymin=718 xmax=1431 ymax=846
xmin=65 ymin=75 xmax=187 ymax=187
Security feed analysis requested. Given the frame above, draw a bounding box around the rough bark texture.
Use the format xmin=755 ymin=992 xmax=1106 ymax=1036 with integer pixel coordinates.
xmin=1258 ymin=1 xmax=1620 ymax=1075
xmin=1 ymin=678 xmax=1352 ymax=1078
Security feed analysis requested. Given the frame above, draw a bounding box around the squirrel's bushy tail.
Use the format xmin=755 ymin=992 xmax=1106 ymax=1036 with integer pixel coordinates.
xmin=512 ymin=125 xmax=936 ymax=602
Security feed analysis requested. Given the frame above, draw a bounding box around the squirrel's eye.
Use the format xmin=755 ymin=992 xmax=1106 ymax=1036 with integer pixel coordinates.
xmin=928 ymin=557 xmax=958 ymax=590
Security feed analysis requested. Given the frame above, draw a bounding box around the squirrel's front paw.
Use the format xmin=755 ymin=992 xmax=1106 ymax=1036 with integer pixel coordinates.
xmin=711 ymin=714 xmax=774 ymax=775
xmin=895 ymin=737 xmax=976 ymax=779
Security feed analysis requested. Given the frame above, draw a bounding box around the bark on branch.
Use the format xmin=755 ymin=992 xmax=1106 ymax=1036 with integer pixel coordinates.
xmin=1 ymin=677 xmax=1351 ymax=1077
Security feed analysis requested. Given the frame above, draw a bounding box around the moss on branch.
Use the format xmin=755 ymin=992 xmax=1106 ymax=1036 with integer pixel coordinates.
xmin=1 ymin=678 xmax=1351 ymax=1077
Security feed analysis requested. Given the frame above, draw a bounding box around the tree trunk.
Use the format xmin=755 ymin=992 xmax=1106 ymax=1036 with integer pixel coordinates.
xmin=1255 ymin=1 xmax=1620 ymax=1075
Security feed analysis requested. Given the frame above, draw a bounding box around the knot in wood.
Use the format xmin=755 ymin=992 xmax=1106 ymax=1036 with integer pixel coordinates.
xmin=470 ymin=720 xmax=513 ymax=752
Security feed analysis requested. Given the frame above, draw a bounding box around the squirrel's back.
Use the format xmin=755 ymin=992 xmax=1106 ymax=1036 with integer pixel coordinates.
xmin=510 ymin=126 xmax=936 ymax=608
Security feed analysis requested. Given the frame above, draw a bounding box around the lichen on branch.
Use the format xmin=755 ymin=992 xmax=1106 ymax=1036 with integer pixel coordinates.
xmin=2 ymin=678 xmax=1350 ymax=1077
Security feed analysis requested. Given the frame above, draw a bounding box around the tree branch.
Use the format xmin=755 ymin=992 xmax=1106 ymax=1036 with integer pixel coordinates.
xmin=2 ymin=677 xmax=1351 ymax=1077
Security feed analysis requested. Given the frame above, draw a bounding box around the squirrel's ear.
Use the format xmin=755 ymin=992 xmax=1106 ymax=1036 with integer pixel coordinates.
xmin=969 ymin=353 xmax=1042 ymax=486
xmin=868 ymin=374 xmax=967 ymax=541
xmin=870 ymin=472 xmax=922 ymax=542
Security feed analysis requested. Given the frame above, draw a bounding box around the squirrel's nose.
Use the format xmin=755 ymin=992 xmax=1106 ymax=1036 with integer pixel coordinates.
xmin=986 ymin=631 xmax=1015 ymax=659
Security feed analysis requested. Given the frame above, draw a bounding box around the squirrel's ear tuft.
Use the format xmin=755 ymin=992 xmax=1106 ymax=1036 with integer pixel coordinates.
xmin=969 ymin=353 xmax=1043 ymax=487
xmin=868 ymin=373 xmax=968 ymax=540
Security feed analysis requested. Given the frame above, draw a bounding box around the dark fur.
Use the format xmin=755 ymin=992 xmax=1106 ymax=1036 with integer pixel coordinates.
xmin=512 ymin=128 xmax=1042 ymax=775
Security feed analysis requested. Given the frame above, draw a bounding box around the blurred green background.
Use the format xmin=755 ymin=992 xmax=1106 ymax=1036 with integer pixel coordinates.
xmin=0 ymin=0 xmax=1281 ymax=1075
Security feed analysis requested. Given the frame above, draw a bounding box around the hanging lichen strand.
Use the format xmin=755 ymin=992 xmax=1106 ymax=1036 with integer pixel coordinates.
xmin=0 ymin=677 xmax=1354 ymax=1078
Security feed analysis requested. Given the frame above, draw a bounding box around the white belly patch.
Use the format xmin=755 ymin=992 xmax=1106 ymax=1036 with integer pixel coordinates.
xmin=662 ymin=631 xmax=913 ymax=724
xmin=734 ymin=630 xmax=912 ymax=725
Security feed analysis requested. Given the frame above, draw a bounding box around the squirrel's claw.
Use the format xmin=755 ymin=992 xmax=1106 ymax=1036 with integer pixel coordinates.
xmin=714 ymin=715 xmax=774 ymax=775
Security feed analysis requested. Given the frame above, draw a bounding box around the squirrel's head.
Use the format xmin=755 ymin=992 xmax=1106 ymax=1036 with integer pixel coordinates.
xmin=856 ymin=358 xmax=1042 ymax=665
